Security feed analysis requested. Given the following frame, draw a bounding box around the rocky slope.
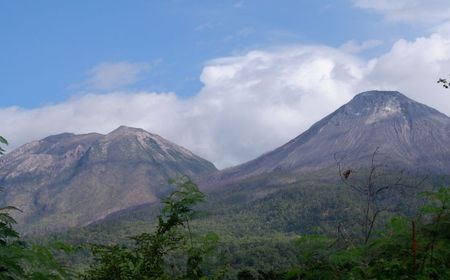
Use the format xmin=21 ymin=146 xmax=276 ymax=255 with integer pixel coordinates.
xmin=201 ymin=91 xmax=450 ymax=189
xmin=0 ymin=126 xmax=216 ymax=233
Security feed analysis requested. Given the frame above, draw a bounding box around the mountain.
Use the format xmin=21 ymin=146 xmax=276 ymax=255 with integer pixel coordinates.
xmin=202 ymin=91 xmax=450 ymax=189
xmin=0 ymin=126 xmax=216 ymax=233
xmin=2 ymin=90 xmax=449 ymax=234
xmin=21 ymin=90 xmax=450 ymax=272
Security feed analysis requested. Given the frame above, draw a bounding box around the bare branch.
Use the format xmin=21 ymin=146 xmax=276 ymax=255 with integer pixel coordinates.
xmin=334 ymin=147 xmax=427 ymax=244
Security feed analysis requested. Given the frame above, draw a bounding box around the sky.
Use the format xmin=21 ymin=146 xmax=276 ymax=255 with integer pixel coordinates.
xmin=1 ymin=0 xmax=450 ymax=168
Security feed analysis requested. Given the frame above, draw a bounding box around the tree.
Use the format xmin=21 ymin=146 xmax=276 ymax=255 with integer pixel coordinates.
xmin=0 ymin=135 xmax=70 ymax=279
xmin=0 ymin=135 xmax=25 ymax=278
xmin=289 ymin=185 xmax=450 ymax=279
xmin=335 ymin=148 xmax=427 ymax=244
xmin=83 ymin=177 xmax=224 ymax=280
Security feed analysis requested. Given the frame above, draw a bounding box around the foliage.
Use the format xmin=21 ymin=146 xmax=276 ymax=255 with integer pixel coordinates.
xmin=41 ymin=178 xmax=427 ymax=277
xmin=288 ymin=186 xmax=450 ymax=279
xmin=83 ymin=177 xmax=225 ymax=280
xmin=437 ymin=76 xmax=450 ymax=89
xmin=47 ymin=182 xmax=349 ymax=276
xmin=0 ymin=135 xmax=7 ymax=155
xmin=0 ymin=136 xmax=71 ymax=279
xmin=335 ymin=148 xmax=426 ymax=244
xmin=11 ymin=172 xmax=450 ymax=279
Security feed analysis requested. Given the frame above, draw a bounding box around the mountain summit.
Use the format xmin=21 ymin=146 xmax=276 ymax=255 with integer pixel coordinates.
xmin=337 ymin=91 xmax=448 ymax=123
xmin=0 ymin=126 xmax=216 ymax=233
xmin=202 ymin=91 xmax=450 ymax=188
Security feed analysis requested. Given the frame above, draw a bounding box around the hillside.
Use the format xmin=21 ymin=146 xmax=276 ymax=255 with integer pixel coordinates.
xmin=0 ymin=126 xmax=216 ymax=233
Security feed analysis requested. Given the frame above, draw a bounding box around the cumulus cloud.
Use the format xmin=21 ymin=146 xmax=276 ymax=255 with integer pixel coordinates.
xmin=2 ymin=32 xmax=450 ymax=168
xmin=86 ymin=61 xmax=149 ymax=90
xmin=183 ymin=46 xmax=366 ymax=166
xmin=365 ymin=34 xmax=450 ymax=110
xmin=353 ymin=0 xmax=450 ymax=24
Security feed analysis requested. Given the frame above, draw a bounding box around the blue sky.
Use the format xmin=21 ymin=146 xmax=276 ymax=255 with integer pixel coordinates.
xmin=1 ymin=1 xmax=450 ymax=168
xmin=0 ymin=0 xmax=422 ymax=108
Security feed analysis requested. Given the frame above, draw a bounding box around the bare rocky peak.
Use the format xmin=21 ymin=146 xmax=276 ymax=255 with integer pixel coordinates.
xmin=331 ymin=91 xmax=449 ymax=125
xmin=104 ymin=125 xmax=196 ymax=158
xmin=106 ymin=126 xmax=156 ymax=140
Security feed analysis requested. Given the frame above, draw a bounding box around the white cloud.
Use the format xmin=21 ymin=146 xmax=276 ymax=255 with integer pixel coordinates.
xmin=353 ymin=0 xmax=450 ymax=24
xmin=0 ymin=92 xmax=181 ymax=151
xmin=86 ymin=61 xmax=149 ymax=90
xmin=2 ymin=32 xmax=450 ymax=168
xmin=186 ymin=46 xmax=366 ymax=166
xmin=365 ymin=34 xmax=450 ymax=110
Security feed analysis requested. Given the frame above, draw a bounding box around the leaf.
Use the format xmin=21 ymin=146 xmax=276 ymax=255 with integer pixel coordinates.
xmin=0 ymin=135 xmax=8 ymax=145
xmin=0 ymin=205 xmax=22 ymax=212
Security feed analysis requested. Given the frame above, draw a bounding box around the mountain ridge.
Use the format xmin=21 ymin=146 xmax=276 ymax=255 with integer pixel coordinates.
xmin=0 ymin=126 xmax=216 ymax=233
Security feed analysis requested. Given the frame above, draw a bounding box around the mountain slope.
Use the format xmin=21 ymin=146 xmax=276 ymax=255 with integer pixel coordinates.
xmin=202 ymin=91 xmax=450 ymax=189
xmin=0 ymin=126 xmax=216 ymax=233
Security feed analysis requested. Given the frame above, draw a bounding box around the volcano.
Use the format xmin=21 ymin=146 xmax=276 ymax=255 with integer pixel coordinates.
xmin=202 ymin=91 xmax=450 ymax=189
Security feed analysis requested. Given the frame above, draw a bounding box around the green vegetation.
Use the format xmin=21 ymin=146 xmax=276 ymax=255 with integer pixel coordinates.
xmin=33 ymin=180 xmax=449 ymax=279
xmin=82 ymin=177 xmax=226 ymax=280
xmin=0 ymin=135 xmax=7 ymax=155
xmin=282 ymin=186 xmax=450 ymax=279
xmin=0 ymin=137 xmax=70 ymax=279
